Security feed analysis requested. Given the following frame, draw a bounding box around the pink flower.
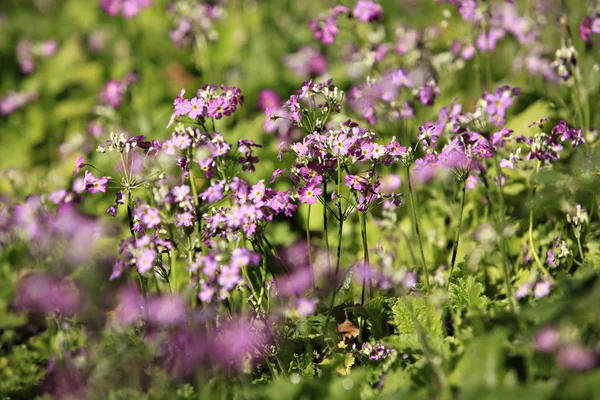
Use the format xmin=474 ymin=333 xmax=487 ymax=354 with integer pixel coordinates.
xmin=72 ymin=156 xmax=84 ymax=177
xmin=142 ymin=207 xmax=161 ymax=228
xmin=188 ymin=97 xmax=205 ymax=119
xmin=298 ymin=184 xmax=322 ymax=205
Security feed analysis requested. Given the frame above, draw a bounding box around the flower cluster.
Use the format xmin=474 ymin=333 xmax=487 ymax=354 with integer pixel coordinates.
xmin=352 ymin=342 xmax=394 ymax=361
xmin=516 ymin=273 xmax=554 ymax=300
xmin=16 ymin=39 xmax=57 ymax=74
xmin=566 ymin=204 xmax=588 ymax=240
xmin=520 ymin=120 xmax=584 ymax=162
xmin=99 ymin=0 xmax=153 ymax=18
xmin=9 ymin=199 xmax=106 ymax=271
xmin=191 ymin=246 xmax=260 ymax=303
xmin=168 ymin=0 xmax=225 ymax=47
xmin=552 ymin=44 xmax=578 ymax=83
xmin=168 ymin=85 xmax=244 ymax=127
xmin=309 ymin=1 xmax=383 ymax=45
xmin=533 ymin=326 xmax=596 ymax=372
xmin=285 ymin=119 xmax=404 ymax=212
xmin=348 ymin=69 xmax=423 ymax=124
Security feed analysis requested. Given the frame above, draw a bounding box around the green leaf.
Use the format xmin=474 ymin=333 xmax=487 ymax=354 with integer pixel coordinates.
xmin=449 ymin=276 xmax=488 ymax=311
xmin=0 ymin=313 xmax=27 ymax=329
xmin=392 ymin=296 xmax=442 ymax=337
xmin=449 ymin=329 xmax=506 ymax=392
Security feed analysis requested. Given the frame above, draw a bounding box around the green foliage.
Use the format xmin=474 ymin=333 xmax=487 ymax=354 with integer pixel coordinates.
xmin=449 ymin=276 xmax=488 ymax=312
xmin=392 ymin=296 xmax=442 ymax=337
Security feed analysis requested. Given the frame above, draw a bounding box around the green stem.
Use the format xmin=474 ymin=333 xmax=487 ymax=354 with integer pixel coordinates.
xmin=493 ymin=155 xmax=515 ymax=310
xmin=446 ymin=180 xmax=467 ymax=290
xmin=323 ymin=181 xmax=331 ymax=271
xmin=528 ymin=160 xmax=552 ymax=279
xmin=335 ymin=161 xmax=344 ymax=277
xmin=406 ymin=168 xmax=431 ymax=292
xmin=306 ymin=204 xmax=315 ymax=290
xmin=188 ymin=166 xmax=201 ymax=216
xmin=577 ymin=237 xmax=585 ymax=263
xmin=360 ymin=212 xmax=370 ymax=305
xmin=325 ymin=164 xmax=345 ymax=336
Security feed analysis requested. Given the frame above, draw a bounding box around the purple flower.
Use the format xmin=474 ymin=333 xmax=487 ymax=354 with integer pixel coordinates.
xmin=15 ymin=274 xmax=81 ymax=317
xmin=458 ymin=0 xmax=477 ymax=21
xmin=580 ymin=16 xmax=593 ymax=42
xmin=533 ymin=326 xmax=562 ymax=354
xmin=345 ymin=174 xmax=369 ymax=192
xmin=0 ymin=90 xmax=38 ymax=116
xmin=283 ymin=46 xmax=328 ymax=77
xmin=142 ymin=207 xmax=161 ymax=228
xmin=72 ymin=156 xmax=85 ymax=177
xmin=189 ymin=97 xmax=206 ymax=119
xmin=174 ymin=89 xmax=191 ymax=116
xmin=294 ymin=298 xmax=317 ymax=317
xmin=418 ymin=123 xmax=439 ymax=151
xmin=217 ymin=265 xmax=241 ymax=290
xmin=257 ymin=89 xmax=281 ymax=111
xmin=208 ymin=97 xmax=228 ymax=119
xmin=99 ymin=80 xmax=123 ymax=108
xmin=515 ymin=283 xmax=531 ymax=299
xmin=352 ymin=1 xmax=383 ymax=22
xmin=547 ymin=250 xmax=556 ymax=268
xmin=202 ymin=183 xmax=224 ymax=203
xmin=148 ymin=295 xmax=186 ymax=326
xmin=270 ymin=168 xmax=286 ymax=184
xmin=534 ymin=280 xmax=552 ymax=298
xmin=557 ymin=344 xmax=596 ymax=372
xmin=114 ymin=286 xmax=144 ymax=325
xmin=298 ymin=184 xmax=322 ymax=205
xmin=99 ymin=0 xmax=153 ymax=18
xmin=177 ymin=212 xmax=194 ymax=227
xmin=48 ymin=190 xmax=67 ymax=205
xmin=84 ymin=171 xmax=109 ymax=194
xmin=137 ymin=248 xmax=156 ymax=274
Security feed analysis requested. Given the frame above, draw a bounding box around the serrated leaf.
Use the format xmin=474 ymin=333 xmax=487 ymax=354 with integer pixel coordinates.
xmin=392 ymin=296 xmax=442 ymax=337
xmin=449 ymin=276 xmax=488 ymax=311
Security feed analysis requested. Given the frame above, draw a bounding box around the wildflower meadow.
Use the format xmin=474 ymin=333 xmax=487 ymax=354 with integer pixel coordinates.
xmin=1 ymin=0 xmax=600 ymax=398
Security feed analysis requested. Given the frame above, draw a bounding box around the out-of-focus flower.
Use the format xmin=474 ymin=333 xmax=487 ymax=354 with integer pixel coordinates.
xmin=0 ymin=90 xmax=38 ymax=116
xmin=533 ymin=326 xmax=562 ymax=354
xmin=99 ymin=0 xmax=153 ymax=18
xmin=15 ymin=274 xmax=81 ymax=317
xmin=283 ymin=46 xmax=328 ymax=77
xmin=556 ymin=344 xmax=596 ymax=371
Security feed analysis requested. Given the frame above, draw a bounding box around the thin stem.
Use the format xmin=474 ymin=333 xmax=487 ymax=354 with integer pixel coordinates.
xmin=167 ymin=226 xmax=178 ymax=291
xmin=360 ymin=212 xmax=370 ymax=305
xmin=577 ymin=237 xmax=585 ymax=263
xmin=335 ymin=161 xmax=344 ymax=277
xmin=323 ymin=181 xmax=331 ymax=271
xmin=325 ymin=163 xmax=345 ymax=336
xmin=528 ymin=160 xmax=553 ymax=279
xmin=188 ymin=165 xmax=201 ymax=216
xmin=306 ymin=204 xmax=315 ymax=290
xmin=446 ymin=180 xmax=467 ymax=290
xmin=405 ymin=168 xmax=431 ymax=292
xmin=493 ymin=155 xmax=515 ymax=310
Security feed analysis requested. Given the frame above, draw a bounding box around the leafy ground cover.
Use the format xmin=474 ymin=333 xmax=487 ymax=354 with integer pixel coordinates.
xmin=1 ymin=0 xmax=600 ymax=399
